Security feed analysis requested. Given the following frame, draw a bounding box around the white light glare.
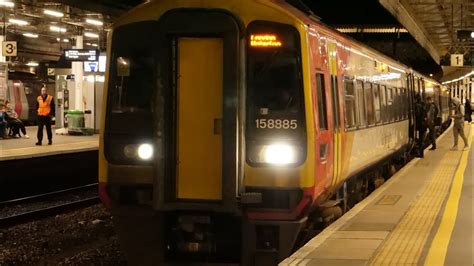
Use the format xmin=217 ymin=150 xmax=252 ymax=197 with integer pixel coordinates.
xmin=84 ymin=32 xmax=99 ymax=38
xmin=44 ymin=9 xmax=64 ymax=17
xmin=471 ymin=31 xmax=474 ymax=38
xmin=86 ymin=18 xmax=103 ymax=26
xmin=138 ymin=144 xmax=153 ymax=160
xmin=264 ymin=144 xmax=296 ymax=165
xmin=26 ymin=62 xmax=39 ymax=67
xmin=23 ymin=33 xmax=38 ymax=38
xmin=50 ymin=26 xmax=66 ymax=33
xmin=0 ymin=1 xmax=14 ymax=7
xmin=9 ymin=18 xmax=28 ymax=26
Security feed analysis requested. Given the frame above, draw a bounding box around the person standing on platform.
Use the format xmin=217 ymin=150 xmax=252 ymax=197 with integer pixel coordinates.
xmin=414 ymin=94 xmax=427 ymax=157
xmin=36 ymin=85 xmax=55 ymax=145
xmin=425 ymin=96 xmax=438 ymax=150
xmin=465 ymin=99 xmax=472 ymax=124
xmin=450 ymin=98 xmax=468 ymax=151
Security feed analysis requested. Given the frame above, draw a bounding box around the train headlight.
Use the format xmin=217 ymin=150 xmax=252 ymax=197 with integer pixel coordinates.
xmin=123 ymin=143 xmax=154 ymax=160
xmin=263 ymin=144 xmax=297 ymax=165
xmin=137 ymin=143 xmax=153 ymax=160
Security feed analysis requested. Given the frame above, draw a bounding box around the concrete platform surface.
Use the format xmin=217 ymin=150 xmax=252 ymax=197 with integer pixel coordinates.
xmin=282 ymin=124 xmax=473 ymax=266
xmin=0 ymin=126 xmax=98 ymax=161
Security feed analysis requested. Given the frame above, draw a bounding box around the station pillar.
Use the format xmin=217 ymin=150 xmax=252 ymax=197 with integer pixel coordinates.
xmin=72 ymin=35 xmax=84 ymax=110
xmin=0 ymin=35 xmax=7 ymax=103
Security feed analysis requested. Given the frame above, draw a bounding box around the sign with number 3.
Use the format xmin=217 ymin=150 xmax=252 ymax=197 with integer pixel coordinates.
xmin=2 ymin=41 xmax=17 ymax=57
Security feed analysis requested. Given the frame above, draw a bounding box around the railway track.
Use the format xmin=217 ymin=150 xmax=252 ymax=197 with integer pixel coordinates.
xmin=0 ymin=183 xmax=100 ymax=228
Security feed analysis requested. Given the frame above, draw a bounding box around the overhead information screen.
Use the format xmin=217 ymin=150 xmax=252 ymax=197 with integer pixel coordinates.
xmin=64 ymin=49 xmax=99 ymax=61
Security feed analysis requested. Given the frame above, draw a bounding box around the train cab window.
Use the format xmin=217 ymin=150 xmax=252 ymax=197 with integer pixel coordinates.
xmin=380 ymin=85 xmax=387 ymax=123
xmin=364 ymin=82 xmax=375 ymax=126
xmin=356 ymin=80 xmax=366 ymax=127
xmin=373 ymin=84 xmax=381 ymax=124
xmin=343 ymin=77 xmax=356 ymax=129
xmin=386 ymin=87 xmax=394 ymax=122
xmin=316 ymin=73 xmax=328 ymax=130
xmin=106 ymin=21 xmax=156 ymax=136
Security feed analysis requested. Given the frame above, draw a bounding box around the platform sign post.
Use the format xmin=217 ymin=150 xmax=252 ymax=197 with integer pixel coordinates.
xmin=450 ymin=54 xmax=464 ymax=67
xmin=2 ymin=41 xmax=17 ymax=57
xmin=0 ymin=63 xmax=8 ymax=104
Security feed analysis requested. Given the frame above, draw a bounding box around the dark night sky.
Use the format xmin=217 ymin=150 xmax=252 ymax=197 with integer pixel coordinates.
xmin=303 ymin=0 xmax=400 ymax=25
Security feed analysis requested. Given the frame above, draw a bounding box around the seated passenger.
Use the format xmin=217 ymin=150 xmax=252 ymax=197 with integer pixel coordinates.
xmin=4 ymin=100 xmax=29 ymax=138
xmin=0 ymin=104 xmax=7 ymax=139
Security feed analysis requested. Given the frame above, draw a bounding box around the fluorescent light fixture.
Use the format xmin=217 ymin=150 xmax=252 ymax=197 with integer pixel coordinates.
xmin=471 ymin=31 xmax=474 ymax=38
xmin=9 ymin=18 xmax=28 ymax=26
xmin=84 ymin=32 xmax=99 ymax=38
xmin=23 ymin=33 xmax=38 ymax=38
xmin=50 ymin=26 xmax=66 ymax=33
xmin=26 ymin=62 xmax=39 ymax=67
xmin=86 ymin=18 xmax=103 ymax=26
xmin=63 ymin=38 xmax=69 ymax=42
xmin=0 ymin=1 xmax=14 ymax=7
xmin=44 ymin=9 xmax=64 ymax=17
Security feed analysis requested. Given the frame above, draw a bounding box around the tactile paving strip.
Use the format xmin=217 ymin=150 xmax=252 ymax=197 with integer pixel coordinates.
xmin=370 ymin=151 xmax=463 ymax=265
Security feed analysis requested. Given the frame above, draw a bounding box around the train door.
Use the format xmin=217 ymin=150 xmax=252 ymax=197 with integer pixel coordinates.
xmin=154 ymin=10 xmax=240 ymax=212
xmin=176 ymin=38 xmax=223 ymax=200
xmin=327 ymin=41 xmax=342 ymax=187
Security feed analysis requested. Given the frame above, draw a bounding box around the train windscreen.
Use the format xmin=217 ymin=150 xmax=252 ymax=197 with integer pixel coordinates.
xmin=246 ymin=21 xmax=306 ymax=166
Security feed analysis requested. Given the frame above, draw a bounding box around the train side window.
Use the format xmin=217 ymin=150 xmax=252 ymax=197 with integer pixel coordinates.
xmin=393 ymin=88 xmax=399 ymax=121
xmin=364 ymin=82 xmax=375 ymax=126
xmin=380 ymin=85 xmax=387 ymax=123
xmin=316 ymin=73 xmax=328 ymax=130
xmin=386 ymin=87 xmax=394 ymax=122
xmin=373 ymin=84 xmax=381 ymax=124
xmin=356 ymin=80 xmax=367 ymax=128
xmin=343 ymin=77 xmax=356 ymax=129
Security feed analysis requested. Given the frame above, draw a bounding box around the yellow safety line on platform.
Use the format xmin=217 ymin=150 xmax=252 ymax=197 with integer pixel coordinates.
xmin=424 ymin=124 xmax=473 ymax=266
xmin=370 ymin=129 xmax=467 ymax=265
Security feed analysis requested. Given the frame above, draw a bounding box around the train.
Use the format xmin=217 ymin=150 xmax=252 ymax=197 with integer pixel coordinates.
xmin=4 ymin=71 xmax=44 ymax=125
xmin=98 ymin=0 xmax=452 ymax=265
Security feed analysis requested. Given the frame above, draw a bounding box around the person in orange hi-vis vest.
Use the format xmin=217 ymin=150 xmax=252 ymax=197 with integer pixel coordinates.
xmin=35 ymin=85 xmax=55 ymax=145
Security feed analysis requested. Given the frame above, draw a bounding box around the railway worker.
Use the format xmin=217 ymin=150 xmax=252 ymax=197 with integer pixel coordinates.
xmin=425 ymin=96 xmax=438 ymax=150
xmin=4 ymin=100 xmax=29 ymax=138
xmin=414 ymin=94 xmax=427 ymax=157
xmin=35 ymin=85 xmax=55 ymax=146
xmin=465 ymin=99 xmax=472 ymax=123
xmin=450 ymin=98 xmax=469 ymax=151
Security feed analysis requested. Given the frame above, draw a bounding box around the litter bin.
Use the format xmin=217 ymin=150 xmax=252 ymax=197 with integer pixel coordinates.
xmin=67 ymin=110 xmax=84 ymax=135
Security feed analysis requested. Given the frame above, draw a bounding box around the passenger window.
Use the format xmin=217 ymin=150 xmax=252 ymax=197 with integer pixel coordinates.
xmin=316 ymin=73 xmax=328 ymax=130
xmin=343 ymin=77 xmax=356 ymax=129
xmin=387 ymin=87 xmax=394 ymax=122
xmin=373 ymin=84 xmax=381 ymax=124
xmin=380 ymin=85 xmax=387 ymax=123
xmin=364 ymin=82 xmax=375 ymax=125
xmin=356 ymin=80 xmax=366 ymax=127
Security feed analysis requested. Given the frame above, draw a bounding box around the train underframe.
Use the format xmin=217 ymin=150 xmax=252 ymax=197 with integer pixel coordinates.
xmin=108 ymin=146 xmax=410 ymax=266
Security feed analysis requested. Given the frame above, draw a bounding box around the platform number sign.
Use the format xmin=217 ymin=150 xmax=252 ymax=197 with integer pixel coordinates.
xmin=450 ymin=54 xmax=464 ymax=67
xmin=2 ymin=41 xmax=17 ymax=57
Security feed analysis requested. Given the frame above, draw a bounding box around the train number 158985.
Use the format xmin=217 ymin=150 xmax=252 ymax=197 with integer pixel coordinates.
xmin=255 ymin=119 xmax=298 ymax=129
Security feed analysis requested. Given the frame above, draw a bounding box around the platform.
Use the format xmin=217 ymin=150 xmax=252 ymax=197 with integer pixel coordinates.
xmin=282 ymin=124 xmax=473 ymax=266
xmin=0 ymin=126 xmax=98 ymax=161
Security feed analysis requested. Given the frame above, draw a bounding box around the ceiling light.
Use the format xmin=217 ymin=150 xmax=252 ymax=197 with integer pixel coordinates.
xmin=86 ymin=18 xmax=103 ymax=26
xmin=9 ymin=18 xmax=28 ymax=26
xmin=26 ymin=62 xmax=39 ymax=67
xmin=44 ymin=9 xmax=64 ymax=17
xmin=23 ymin=33 xmax=38 ymax=38
xmin=63 ymin=39 xmax=69 ymax=43
xmin=0 ymin=1 xmax=14 ymax=7
xmin=471 ymin=31 xmax=474 ymax=38
xmin=50 ymin=26 xmax=66 ymax=33
xmin=84 ymin=32 xmax=99 ymax=38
